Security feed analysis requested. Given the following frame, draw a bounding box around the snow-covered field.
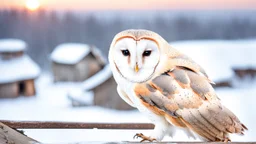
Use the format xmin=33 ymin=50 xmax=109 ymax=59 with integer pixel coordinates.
xmin=1 ymin=39 xmax=256 ymax=143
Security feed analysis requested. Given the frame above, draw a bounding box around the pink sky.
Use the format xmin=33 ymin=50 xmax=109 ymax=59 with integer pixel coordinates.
xmin=1 ymin=0 xmax=256 ymax=10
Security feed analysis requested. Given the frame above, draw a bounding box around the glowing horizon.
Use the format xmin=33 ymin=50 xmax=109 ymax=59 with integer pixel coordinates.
xmin=1 ymin=0 xmax=256 ymax=10
xmin=25 ymin=0 xmax=40 ymax=11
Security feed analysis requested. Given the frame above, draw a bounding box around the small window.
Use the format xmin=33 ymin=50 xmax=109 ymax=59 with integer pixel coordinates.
xmin=19 ymin=81 xmax=25 ymax=95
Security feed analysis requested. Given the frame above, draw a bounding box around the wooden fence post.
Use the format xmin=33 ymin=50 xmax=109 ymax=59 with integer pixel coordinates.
xmin=0 ymin=122 xmax=38 ymax=144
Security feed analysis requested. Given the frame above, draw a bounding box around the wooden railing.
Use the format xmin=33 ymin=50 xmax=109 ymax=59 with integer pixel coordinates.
xmin=0 ymin=120 xmax=253 ymax=144
xmin=0 ymin=120 xmax=154 ymax=129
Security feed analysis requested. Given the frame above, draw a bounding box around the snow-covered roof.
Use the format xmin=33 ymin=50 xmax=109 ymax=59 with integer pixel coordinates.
xmin=82 ymin=64 xmax=112 ymax=90
xmin=0 ymin=55 xmax=41 ymax=84
xmin=0 ymin=39 xmax=27 ymax=52
xmin=68 ymin=89 xmax=94 ymax=106
xmin=170 ymin=39 xmax=256 ymax=82
xmin=51 ymin=43 xmax=91 ymax=64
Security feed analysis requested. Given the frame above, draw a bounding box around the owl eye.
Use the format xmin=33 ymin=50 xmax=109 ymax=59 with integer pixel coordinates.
xmin=121 ymin=50 xmax=130 ymax=56
xmin=143 ymin=50 xmax=151 ymax=57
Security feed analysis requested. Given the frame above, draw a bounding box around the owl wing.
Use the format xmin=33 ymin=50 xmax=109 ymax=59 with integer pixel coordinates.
xmin=168 ymin=52 xmax=215 ymax=84
xmin=134 ymin=67 xmax=247 ymax=141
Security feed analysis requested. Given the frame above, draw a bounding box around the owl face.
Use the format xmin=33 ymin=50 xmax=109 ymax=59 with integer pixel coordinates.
xmin=111 ymin=38 xmax=160 ymax=83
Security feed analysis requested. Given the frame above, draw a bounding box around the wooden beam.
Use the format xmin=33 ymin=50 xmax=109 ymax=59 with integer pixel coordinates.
xmin=0 ymin=120 xmax=254 ymax=144
xmin=0 ymin=122 xmax=38 ymax=144
xmin=0 ymin=120 xmax=154 ymax=129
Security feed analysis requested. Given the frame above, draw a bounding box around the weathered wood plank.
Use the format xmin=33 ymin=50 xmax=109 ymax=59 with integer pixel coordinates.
xmin=0 ymin=122 xmax=38 ymax=144
xmin=0 ymin=120 xmax=154 ymax=129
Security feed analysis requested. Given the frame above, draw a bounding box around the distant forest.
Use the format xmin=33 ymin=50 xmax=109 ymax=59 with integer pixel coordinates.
xmin=0 ymin=9 xmax=256 ymax=71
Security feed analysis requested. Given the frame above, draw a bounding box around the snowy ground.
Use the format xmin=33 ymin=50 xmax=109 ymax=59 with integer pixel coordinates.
xmin=0 ymin=73 xmax=255 ymax=143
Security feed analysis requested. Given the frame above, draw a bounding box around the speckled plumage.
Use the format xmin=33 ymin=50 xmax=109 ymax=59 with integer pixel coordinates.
xmin=109 ymin=29 xmax=247 ymax=142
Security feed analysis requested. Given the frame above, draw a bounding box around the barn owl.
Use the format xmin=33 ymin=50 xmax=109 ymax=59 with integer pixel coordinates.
xmin=108 ymin=29 xmax=247 ymax=142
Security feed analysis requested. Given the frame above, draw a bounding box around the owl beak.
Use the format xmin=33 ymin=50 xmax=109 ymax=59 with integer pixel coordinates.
xmin=135 ymin=64 xmax=139 ymax=73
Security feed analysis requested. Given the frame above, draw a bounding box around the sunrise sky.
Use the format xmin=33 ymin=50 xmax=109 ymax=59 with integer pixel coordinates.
xmin=1 ymin=0 xmax=256 ymax=10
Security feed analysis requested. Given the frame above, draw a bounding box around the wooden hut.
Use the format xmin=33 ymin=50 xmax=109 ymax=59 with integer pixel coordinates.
xmin=233 ymin=68 xmax=256 ymax=79
xmin=68 ymin=64 xmax=133 ymax=110
xmin=51 ymin=43 xmax=105 ymax=82
xmin=0 ymin=39 xmax=40 ymax=98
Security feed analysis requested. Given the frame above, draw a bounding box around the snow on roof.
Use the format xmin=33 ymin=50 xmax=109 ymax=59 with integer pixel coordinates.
xmin=0 ymin=55 xmax=41 ymax=84
xmin=170 ymin=40 xmax=235 ymax=82
xmin=51 ymin=43 xmax=91 ymax=64
xmin=67 ymin=89 xmax=94 ymax=106
xmin=82 ymin=64 xmax=112 ymax=90
xmin=0 ymin=39 xmax=27 ymax=52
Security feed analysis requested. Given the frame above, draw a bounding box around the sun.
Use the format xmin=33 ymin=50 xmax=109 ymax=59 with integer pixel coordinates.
xmin=25 ymin=0 xmax=40 ymax=11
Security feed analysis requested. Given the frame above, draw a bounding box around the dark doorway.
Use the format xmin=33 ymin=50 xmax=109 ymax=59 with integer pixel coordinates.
xmin=19 ymin=81 xmax=25 ymax=95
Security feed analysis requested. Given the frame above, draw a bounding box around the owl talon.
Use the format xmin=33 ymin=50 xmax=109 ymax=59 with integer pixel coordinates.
xmin=223 ymin=137 xmax=231 ymax=143
xmin=133 ymin=133 xmax=142 ymax=139
xmin=133 ymin=133 xmax=157 ymax=142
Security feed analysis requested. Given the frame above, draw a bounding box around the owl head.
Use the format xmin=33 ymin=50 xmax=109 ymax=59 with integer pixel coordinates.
xmin=108 ymin=29 xmax=179 ymax=83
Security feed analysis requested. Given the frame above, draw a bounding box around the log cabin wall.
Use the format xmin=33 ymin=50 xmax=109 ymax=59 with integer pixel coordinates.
xmin=52 ymin=62 xmax=81 ymax=82
xmin=0 ymin=80 xmax=36 ymax=98
xmin=0 ymin=51 xmax=24 ymax=60
xmin=93 ymin=77 xmax=134 ymax=110
xmin=77 ymin=53 xmax=103 ymax=78
xmin=233 ymin=68 xmax=256 ymax=79
xmin=52 ymin=53 xmax=102 ymax=82
xmin=74 ymin=56 xmax=92 ymax=81
xmin=0 ymin=82 xmax=19 ymax=98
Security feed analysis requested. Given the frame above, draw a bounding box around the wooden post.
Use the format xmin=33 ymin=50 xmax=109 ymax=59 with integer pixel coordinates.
xmin=0 ymin=122 xmax=38 ymax=144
